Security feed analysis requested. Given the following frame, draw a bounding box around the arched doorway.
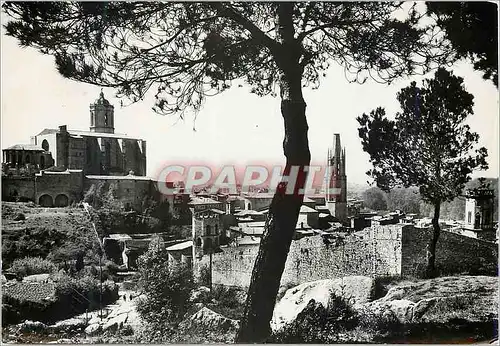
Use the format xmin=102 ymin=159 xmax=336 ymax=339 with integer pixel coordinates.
xmin=55 ymin=194 xmax=69 ymax=207
xmin=39 ymin=194 xmax=53 ymax=207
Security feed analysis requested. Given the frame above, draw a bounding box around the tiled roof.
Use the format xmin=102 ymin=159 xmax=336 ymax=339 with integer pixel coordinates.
xmin=4 ymin=144 xmax=45 ymax=151
xmin=3 ymin=281 xmax=56 ymax=302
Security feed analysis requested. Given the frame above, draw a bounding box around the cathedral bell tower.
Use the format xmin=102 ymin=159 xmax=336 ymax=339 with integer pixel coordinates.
xmin=90 ymin=89 xmax=115 ymax=133
xmin=326 ymin=133 xmax=348 ymax=224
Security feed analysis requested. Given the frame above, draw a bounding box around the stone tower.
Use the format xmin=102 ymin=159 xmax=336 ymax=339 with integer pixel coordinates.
xmin=90 ymin=90 xmax=114 ymax=133
xmin=464 ymin=178 xmax=496 ymax=240
xmin=326 ymin=133 xmax=347 ymax=224
xmin=191 ymin=209 xmax=222 ymax=279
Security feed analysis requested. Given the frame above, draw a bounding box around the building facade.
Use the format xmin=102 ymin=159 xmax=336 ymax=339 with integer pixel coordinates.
xmin=3 ymin=91 xmax=146 ymax=177
xmin=464 ymin=178 xmax=496 ymax=240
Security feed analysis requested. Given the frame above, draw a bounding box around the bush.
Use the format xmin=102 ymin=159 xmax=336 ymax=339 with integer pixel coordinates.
xmin=54 ymin=272 xmax=119 ymax=314
xmin=205 ymin=285 xmax=245 ymax=320
xmin=9 ymin=257 xmax=57 ymax=277
xmin=270 ymin=293 xmax=359 ymax=343
xmin=136 ymin=239 xmax=194 ymax=327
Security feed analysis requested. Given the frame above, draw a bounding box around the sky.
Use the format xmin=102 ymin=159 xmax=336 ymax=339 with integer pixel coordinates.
xmin=1 ymin=23 xmax=498 ymax=186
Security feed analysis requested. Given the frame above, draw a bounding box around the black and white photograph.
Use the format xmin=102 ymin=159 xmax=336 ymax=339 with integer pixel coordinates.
xmin=1 ymin=1 xmax=498 ymax=344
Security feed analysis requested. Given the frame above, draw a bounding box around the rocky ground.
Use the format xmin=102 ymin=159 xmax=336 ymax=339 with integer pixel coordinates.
xmin=2 ymin=287 xmax=141 ymax=344
xmin=2 ymin=275 xmax=498 ymax=344
xmin=272 ymin=275 xmax=498 ymax=343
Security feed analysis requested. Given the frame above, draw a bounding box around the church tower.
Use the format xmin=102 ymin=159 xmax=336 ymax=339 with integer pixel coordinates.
xmin=326 ymin=133 xmax=347 ymax=224
xmin=90 ymin=90 xmax=114 ymax=133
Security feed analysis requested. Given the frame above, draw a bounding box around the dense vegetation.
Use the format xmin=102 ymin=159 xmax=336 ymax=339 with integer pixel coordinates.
xmin=362 ymin=178 xmax=498 ymax=222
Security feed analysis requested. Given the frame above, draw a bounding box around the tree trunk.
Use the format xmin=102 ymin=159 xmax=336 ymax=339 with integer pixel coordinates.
xmin=426 ymin=201 xmax=441 ymax=278
xmin=236 ymin=98 xmax=310 ymax=343
xmin=236 ymin=4 xmax=311 ymax=342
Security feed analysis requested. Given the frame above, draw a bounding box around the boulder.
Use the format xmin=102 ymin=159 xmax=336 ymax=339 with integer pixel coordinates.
xmin=189 ymin=286 xmax=211 ymax=303
xmin=49 ymin=318 xmax=86 ymax=333
xmin=369 ymin=275 xmax=498 ymax=324
xmin=16 ymin=320 xmax=47 ymax=333
xmin=180 ymin=307 xmax=239 ymax=334
xmin=272 ymin=276 xmax=374 ymax=331
xmin=84 ymin=323 xmax=101 ymax=336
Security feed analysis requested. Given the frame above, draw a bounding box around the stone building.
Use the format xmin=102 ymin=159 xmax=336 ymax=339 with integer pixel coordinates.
xmin=2 ymin=91 xmax=154 ymax=208
xmin=3 ymin=90 xmax=146 ymax=176
xmin=464 ymin=178 xmax=496 ymax=240
xmin=191 ymin=209 xmax=223 ymax=277
xmin=326 ymin=133 xmax=347 ymax=224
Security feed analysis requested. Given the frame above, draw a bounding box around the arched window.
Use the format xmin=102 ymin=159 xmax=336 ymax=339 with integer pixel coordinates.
xmin=196 ymin=237 xmax=202 ymax=247
xmin=42 ymin=139 xmax=49 ymax=152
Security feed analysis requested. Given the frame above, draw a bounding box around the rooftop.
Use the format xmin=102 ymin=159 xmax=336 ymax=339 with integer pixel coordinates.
xmin=165 ymin=240 xmax=193 ymax=251
xmin=4 ymin=144 xmax=45 ymax=151
xmin=189 ymin=197 xmax=222 ymax=205
xmin=35 ymin=127 xmax=145 ymax=141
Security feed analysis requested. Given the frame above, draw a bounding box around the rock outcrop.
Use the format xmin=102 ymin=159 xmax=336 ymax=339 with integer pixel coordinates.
xmin=272 ymin=276 xmax=375 ymax=331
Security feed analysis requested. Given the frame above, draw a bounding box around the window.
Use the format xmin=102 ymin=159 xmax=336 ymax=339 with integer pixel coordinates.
xmin=206 ymin=225 xmax=212 ymax=236
xmin=214 ymin=224 xmax=218 ymax=234
xmin=196 ymin=237 xmax=202 ymax=247
xmin=467 ymin=211 xmax=472 ymax=224
xmin=42 ymin=139 xmax=49 ymax=152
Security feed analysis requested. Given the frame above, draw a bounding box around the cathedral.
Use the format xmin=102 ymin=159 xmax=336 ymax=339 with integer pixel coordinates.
xmin=3 ymin=90 xmax=146 ymax=176
xmin=2 ymin=91 xmax=153 ymax=208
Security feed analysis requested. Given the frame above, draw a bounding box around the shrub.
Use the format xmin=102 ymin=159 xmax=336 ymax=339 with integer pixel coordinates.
xmin=136 ymin=239 xmax=194 ymax=327
xmin=270 ymin=293 xmax=359 ymax=343
xmin=9 ymin=257 xmax=57 ymax=277
xmin=207 ymin=285 xmax=245 ymax=320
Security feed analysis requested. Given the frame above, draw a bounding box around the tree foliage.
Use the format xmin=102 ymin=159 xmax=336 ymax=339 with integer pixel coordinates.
xmin=427 ymin=2 xmax=498 ymax=87
xmin=8 ymin=257 xmax=57 ymax=278
xmin=3 ymin=2 xmax=456 ymax=341
xmin=136 ymin=237 xmax=194 ymax=329
xmin=3 ymin=2 xmax=451 ymax=115
xmin=362 ymin=187 xmax=388 ymax=211
xmin=358 ymin=67 xmax=488 ymax=276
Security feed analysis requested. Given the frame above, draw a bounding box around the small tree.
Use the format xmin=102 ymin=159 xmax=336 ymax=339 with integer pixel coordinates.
xmin=357 ymin=67 xmax=488 ymax=277
xmin=136 ymin=236 xmax=194 ymax=329
xmin=362 ymin=187 xmax=388 ymax=211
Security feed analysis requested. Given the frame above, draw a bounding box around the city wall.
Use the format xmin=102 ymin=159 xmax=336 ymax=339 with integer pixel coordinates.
xmin=401 ymin=226 xmax=498 ymax=276
xmin=204 ymin=224 xmax=498 ymax=289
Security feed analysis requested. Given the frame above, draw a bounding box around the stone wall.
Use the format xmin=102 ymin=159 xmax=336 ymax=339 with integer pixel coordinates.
xmin=205 ymin=223 xmax=497 ymax=289
xmin=205 ymin=225 xmax=405 ymax=289
xmin=84 ymin=176 xmax=153 ymax=211
xmin=401 ymin=226 xmax=498 ymax=276
xmin=35 ymin=170 xmax=84 ymax=206
xmin=1 ymin=176 xmax=35 ymax=201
